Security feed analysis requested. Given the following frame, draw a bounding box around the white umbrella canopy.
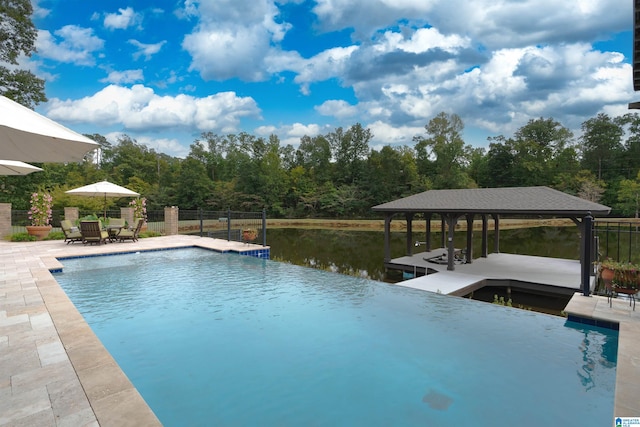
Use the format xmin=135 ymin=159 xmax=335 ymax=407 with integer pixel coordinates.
xmin=65 ymin=180 xmax=140 ymax=219
xmin=0 ymin=160 xmax=43 ymax=175
xmin=0 ymin=95 xmax=99 ymax=163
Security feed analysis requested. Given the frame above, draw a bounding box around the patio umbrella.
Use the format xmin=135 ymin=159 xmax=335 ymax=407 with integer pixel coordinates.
xmin=0 ymin=160 xmax=43 ymax=175
xmin=65 ymin=180 xmax=140 ymax=219
xmin=0 ymin=95 xmax=98 ymax=162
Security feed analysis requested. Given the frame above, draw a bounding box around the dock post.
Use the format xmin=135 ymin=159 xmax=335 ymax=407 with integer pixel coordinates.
xmin=582 ymin=214 xmax=593 ymax=296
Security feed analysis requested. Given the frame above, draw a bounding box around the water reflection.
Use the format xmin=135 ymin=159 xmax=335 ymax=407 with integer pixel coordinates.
xmin=267 ymin=227 xmax=582 ymax=281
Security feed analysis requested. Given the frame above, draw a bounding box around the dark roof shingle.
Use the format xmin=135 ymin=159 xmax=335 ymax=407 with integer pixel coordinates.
xmin=372 ymin=186 xmax=610 ymax=216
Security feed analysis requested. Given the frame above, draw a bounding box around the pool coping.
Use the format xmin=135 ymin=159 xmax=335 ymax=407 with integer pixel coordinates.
xmin=564 ymin=293 xmax=640 ymax=421
xmin=0 ymin=235 xmax=269 ymax=426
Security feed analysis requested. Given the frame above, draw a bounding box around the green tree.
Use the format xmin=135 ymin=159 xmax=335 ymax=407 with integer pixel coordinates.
xmin=0 ymin=0 xmax=46 ymax=107
xmin=414 ymin=112 xmax=473 ymax=189
xmin=327 ymin=123 xmax=371 ymax=185
xmin=617 ymin=174 xmax=640 ymax=217
xmin=580 ymin=113 xmax=625 ymax=182
xmin=511 ymin=117 xmax=574 ymax=186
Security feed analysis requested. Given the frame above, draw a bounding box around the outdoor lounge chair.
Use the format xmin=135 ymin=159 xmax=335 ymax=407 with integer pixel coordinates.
xmin=116 ymin=218 xmax=144 ymax=242
xmin=60 ymin=219 xmax=83 ymax=244
xmin=80 ymin=220 xmax=109 ymax=245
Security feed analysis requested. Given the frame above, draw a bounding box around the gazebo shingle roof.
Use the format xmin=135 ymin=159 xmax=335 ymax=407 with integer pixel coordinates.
xmin=372 ymin=186 xmax=610 ymax=216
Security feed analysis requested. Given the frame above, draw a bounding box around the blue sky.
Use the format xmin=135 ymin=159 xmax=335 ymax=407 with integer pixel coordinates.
xmin=21 ymin=0 xmax=635 ymax=158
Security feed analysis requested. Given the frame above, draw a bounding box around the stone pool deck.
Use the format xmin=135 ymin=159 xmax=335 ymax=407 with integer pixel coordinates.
xmin=1 ymin=236 xmax=638 ymax=425
xmin=0 ymin=235 xmax=268 ymax=426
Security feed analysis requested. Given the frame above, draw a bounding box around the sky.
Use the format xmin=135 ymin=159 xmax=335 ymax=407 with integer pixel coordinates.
xmin=20 ymin=0 xmax=635 ymax=158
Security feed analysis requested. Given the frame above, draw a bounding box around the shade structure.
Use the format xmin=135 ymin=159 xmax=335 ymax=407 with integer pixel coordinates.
xmin=0 ymin=160 xmax=43 ymax=175
xmin=0 ymin=95 xmax=99 ymax=163
xmin=65 ymin=180 xmax=140 ymax=219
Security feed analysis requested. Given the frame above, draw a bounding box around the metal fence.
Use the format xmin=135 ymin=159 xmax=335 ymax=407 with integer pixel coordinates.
xmin=178 ymin=209 xmax=266 ymax=246
xmin=9 ymin=208 xmax=266 ymax=244
xmin=594 ymin=221 xmax=640 ymax=264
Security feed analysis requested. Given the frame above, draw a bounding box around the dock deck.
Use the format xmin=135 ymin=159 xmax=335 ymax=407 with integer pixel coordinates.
xmin=389 ymin=250 xmax=591 ymax=296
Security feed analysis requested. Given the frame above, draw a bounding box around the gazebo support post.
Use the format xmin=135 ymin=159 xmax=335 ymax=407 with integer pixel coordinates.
xmin=571 ymin=214 xmax=594 ymax=296
xmin=383 ymin=213 xmax=392 ymax=263
xmin=406 ymin=213 xmax=414 ymax=256
xmin=425 ymin=213 xmax=432 ymax=252
xmin=466 ymin=214 xmax=474 ymax=264
xmin=492 ymin=214 xmax=500 ymax=253
xmin=445 ymin=214 xmax=459 ymax=271
xmin=481 ymin=214 xmax=489 ymax=257
xmin=440 ymin=216 xmax=446 ymax=248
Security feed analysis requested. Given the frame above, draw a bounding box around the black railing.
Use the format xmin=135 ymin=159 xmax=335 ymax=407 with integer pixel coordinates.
xmin=178 ymin=209 xmax=267 ymax=246
xmin=594 ymin=220 xmax=640 ymax=264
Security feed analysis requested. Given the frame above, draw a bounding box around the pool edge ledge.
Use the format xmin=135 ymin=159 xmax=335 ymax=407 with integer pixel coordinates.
xmin=37 ymin=265 xmax=163 ymax=427
xmin=564 ymin=292 xmax=640 ymax=420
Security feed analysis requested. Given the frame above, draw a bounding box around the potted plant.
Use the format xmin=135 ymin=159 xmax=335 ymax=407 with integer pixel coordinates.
xmin=242 ymin=228 xmax=257 ymax=242
xmin=129 ymin=197 xmax=147 ymax=231
xmin=599 ymin=258 xmax=640 ymax=294
xmin=26 ymin=192 xmax=53 ymax=240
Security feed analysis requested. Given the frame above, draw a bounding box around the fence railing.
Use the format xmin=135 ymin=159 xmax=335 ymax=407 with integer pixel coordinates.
xmin=594 ymin=220 xmax=640 ymax=264
xmin=9 ymin=208 xmax=266 ymax=246
xmin=178 ymin=209 xmax=267 ymax=246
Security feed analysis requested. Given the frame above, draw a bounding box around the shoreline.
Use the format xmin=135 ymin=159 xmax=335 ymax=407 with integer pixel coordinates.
xmin=266 ymin=217 xmax=577 ymax=232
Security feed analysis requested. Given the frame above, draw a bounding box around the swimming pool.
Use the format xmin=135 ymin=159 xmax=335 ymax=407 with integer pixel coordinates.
xmin=55 ymin=248 xmax=617 ymax=426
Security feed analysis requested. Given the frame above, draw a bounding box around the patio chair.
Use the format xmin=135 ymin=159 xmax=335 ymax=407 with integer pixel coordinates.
xmin=60 ymin=219 xmax=83 ymax=244
xmin=80 ymin=220 xmax=109 ymax=245
xmin=116 ymin=218 xmax=144 ymax=242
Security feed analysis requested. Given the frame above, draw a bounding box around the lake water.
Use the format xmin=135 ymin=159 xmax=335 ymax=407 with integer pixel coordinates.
xmin=266 ymin=227 xmax=582 ymax=281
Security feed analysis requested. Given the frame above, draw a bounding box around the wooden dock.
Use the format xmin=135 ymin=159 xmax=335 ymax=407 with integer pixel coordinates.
xmin=388 ymin=250 xmax=594 ymax=296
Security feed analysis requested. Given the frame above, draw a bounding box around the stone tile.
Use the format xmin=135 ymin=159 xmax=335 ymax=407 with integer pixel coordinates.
xmin=0 ymin=311 xmax=29 ymax=328
xmin=77 ymin=360 xmax=135 ymax=402
xmin=30 ymin=312 xmax=54 ymax=330
xmin=92 ymin=388 xmax=161 ymax=427
xmin=0 ymin=386 xmax=51 ymax=426
xmin=48 ymin=377 xmax=94 ymax=422
xmin=56 ymin=407 xmax=98 ymax=427
xmin=10 ymin=361 xmax=77 ymax=395
xmin=2 ymin=408 xmax=56 ymax=427
xmin=0 ymin=343 xmax=40 ymax=378
xmin=37 ymin=339 xmax=68 ymax=366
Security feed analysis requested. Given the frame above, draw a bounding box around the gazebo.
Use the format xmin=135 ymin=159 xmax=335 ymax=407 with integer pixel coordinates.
xmin=372 ymin=186 xmax=611 ymax=295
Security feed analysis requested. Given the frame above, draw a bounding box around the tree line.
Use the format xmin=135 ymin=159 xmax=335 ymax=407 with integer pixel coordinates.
xmin=3 ymin=111 xmax=640 ymax=218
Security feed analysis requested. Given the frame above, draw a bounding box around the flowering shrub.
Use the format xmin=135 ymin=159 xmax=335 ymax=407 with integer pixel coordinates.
xmin=129 ymin=197 xmax=147 ymax=220
xmin=28 ymin=192 xmax=53 ymax=226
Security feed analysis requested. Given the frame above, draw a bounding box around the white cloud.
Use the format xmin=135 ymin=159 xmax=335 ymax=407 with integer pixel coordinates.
xmin=45 ymin=84 xmax=262 ymax=134
xmin=128 ymin=39 xmax=167 ymax=61
xmin=255 ymin=122 xmax=328 ymax=147
xmin=181 ymin=0 xmax=292 ymax=81
xmin=36 ymin=26 xmax=104 ymax=66
xmin=100 ymin=69 xmax=144 ymax=84
xmin=104 ymin=7 xmax=142 ymax=30
xmin=315 ymin=100 xmax=358 ymax=119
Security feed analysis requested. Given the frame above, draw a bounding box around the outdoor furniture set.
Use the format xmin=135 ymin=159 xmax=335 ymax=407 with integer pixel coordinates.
xmin=61 ymin=218 xmax=144 ymax=245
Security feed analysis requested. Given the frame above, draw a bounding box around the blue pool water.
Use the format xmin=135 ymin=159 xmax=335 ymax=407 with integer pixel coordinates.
xmin=54 ymin=248 xmax=617 ymax=426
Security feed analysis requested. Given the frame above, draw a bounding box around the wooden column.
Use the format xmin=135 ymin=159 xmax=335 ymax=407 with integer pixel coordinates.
xmin=383 ymin=213 xmax=392 ymax=262
xmin=425 ymin=213 xmax=432 ymax=252
xmin=466 ymin=214 xmax=474 ymax=264
xmin=492 ymin=214 xmax=500 ymax=253
xmin=441 ymin=216 xmax=446 ymax=248
xmin=446 ymin=214 xmax=459 ymax=271
xmin=481 ymin=214 xmax=488 ymax=257
xmin=406 ymin=213 xmax=414 ymax=256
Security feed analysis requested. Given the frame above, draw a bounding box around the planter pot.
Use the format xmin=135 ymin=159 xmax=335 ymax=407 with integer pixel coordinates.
xmin=26 ymin=225 xmax=52 ymax=240
xmin=600 ymin=267 xmax=615 ymax=284
xmin=242 ymin=230 xmax=257 ymax=242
